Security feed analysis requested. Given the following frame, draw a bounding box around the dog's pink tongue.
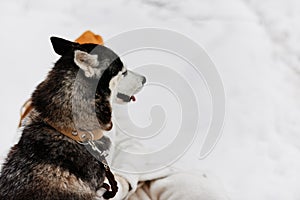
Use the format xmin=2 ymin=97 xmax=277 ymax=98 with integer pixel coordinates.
xmin=130 ymin=96 xmax=136 ymax=102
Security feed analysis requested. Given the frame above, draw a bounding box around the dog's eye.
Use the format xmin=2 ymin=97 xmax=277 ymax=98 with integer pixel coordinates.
xmin=122 ymin=70 xmax=128 ymax=76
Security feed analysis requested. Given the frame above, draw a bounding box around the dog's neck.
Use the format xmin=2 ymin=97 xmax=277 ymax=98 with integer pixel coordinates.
xmin=20 ymin=100 xmax=105 ymax=142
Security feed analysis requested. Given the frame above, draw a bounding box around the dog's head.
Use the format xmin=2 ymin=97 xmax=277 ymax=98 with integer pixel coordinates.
xmin=30 ymin=37 xmax=146 ymax=132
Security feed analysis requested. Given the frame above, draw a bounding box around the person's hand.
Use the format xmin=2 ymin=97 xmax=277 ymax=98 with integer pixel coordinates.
xmin=110 ymin=175 xmax=130 ymax=200
xmin=96 ymin=175 xmax=130 ymax=200
xmin=95 ymin=187 xmax=108 ymax=200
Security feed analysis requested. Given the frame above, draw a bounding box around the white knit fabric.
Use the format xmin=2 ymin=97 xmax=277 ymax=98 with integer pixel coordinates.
xmin=128 ymin=171 xmax=229 ymax=200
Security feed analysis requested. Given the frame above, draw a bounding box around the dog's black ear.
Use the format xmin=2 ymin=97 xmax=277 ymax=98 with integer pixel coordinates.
xmin=50 ymin=37 xmax=79 ymax=56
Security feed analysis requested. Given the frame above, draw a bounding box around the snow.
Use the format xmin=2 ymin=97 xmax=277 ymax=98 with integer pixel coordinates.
xmin=1 ymin=0 xmax=300 ymax=199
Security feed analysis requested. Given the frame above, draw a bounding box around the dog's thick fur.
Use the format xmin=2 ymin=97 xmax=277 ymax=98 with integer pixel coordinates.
xmin=0 ymin=37 xmax=126 ymax=199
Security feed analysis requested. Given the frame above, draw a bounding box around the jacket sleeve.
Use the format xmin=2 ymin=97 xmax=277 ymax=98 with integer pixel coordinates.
xmin=110 ymin=129 xmax=143 ymax=199
xmin=109 ymin=104 xmax=175 ymax=199
xmin=109 ymin=104 xmax=146 ymax=199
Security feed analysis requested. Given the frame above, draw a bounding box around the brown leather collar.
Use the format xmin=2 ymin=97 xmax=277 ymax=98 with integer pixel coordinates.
xmin=46 ymin=122 xmax=104 ymax=142
xmin=19 ymin=99 xmax=104 ymax=142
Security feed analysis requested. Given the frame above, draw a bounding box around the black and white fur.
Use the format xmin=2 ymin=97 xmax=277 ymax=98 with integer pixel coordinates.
xmin=0 ymin=37 xmax=145 ymax=200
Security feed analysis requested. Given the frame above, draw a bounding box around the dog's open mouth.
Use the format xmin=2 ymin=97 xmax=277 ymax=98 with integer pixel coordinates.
xmin=117 ymin=93 xmax=136 ymax=102
xmin=115 ymin=70 xmax=145 ymax=104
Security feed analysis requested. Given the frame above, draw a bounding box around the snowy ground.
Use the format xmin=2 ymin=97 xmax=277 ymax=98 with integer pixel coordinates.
xmin=1 ymin=0 xmax=300 ymax=199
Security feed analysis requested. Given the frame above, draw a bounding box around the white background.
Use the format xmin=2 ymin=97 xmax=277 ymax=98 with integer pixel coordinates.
xmin=1 ymin=0 xmax=300 ymax=199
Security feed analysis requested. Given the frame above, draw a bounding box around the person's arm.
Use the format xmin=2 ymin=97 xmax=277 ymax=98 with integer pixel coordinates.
xmin=108 ymin=104 xmax=148 ymax=199
xmin=110 ymin=127 xmax=144 ymax=199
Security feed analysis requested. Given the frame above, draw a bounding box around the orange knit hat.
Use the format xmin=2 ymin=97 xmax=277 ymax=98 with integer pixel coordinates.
xmin=75 ymin=30 xmax=104 ymax=45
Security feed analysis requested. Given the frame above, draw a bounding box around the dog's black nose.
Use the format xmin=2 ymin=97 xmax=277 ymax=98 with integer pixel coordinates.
xmin=142 ymin=77 xmax=146 ymax=85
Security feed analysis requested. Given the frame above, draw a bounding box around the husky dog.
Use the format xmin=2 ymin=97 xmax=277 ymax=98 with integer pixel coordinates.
xmin=0 ymin=37 xmax=146 ymax=199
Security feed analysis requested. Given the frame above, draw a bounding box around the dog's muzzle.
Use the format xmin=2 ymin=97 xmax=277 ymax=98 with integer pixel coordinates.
xmin=115 ymin=70 xmax=146 ymax=103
